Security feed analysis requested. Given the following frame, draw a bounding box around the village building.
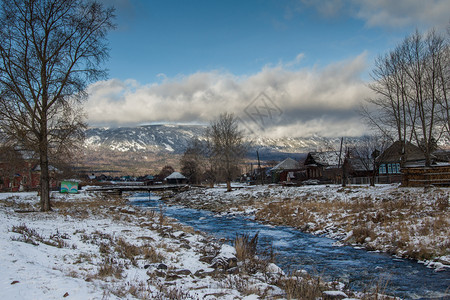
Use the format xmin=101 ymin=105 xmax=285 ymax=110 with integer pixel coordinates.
xmin=304 ymin=151 xmax=344 ymax=183
xmin=0 ymin=161 xmax=59 ymax=192
xmin=269 ymin=158 xmax=303 ymax=183
xmin=164 ymin=172 xmax=188 ymax=184
xmin=342 ymin=156 xmax=374 ymax=185
xmin=376 ymin=141 xmax=432 ymax=183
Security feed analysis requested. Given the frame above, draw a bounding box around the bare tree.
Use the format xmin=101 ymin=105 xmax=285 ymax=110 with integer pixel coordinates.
xmin=362 ymin=28 xmax=449 ymax=167
xmin=350 ymin=135 xmax=390 ymax=186
xmin=180 ymin=138 xmax=206 ymax=185
xmin=0 ymin=0 xmax=115 ymax=211
xmin=206 ymin=113 xmax=247 ymax=192
xmin=436 ymin=24 xmax=450 ymax=138
xmin=157 ymin=165 xmax=175 ymax=182
xmin=0 ymin=146 xmax=27 ymax=191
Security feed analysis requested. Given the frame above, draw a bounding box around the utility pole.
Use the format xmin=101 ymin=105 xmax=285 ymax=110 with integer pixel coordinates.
xmin=257 ymin=150 xmax=264 ymax=185
xmin=338 ymin=137 xmax=344 ymax=168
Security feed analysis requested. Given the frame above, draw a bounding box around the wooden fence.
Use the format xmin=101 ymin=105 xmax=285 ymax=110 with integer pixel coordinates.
xmin=401 ymin=165 xmax=450 ymax=187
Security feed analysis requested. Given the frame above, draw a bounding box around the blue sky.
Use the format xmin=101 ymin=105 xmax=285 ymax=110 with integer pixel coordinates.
xmin=87 ymin=0 xmax=450 ymax=138
xmin=106 ymin=0 xmax=407 ymax=82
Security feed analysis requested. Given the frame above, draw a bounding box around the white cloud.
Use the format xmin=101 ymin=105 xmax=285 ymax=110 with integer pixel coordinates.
xmin=354 ymin=0 xmax=450 ymax=29
xmin=85 ymin=52 xmax=372 ymax=138
xmin=296 ymin=0 xmax=449 ymax=29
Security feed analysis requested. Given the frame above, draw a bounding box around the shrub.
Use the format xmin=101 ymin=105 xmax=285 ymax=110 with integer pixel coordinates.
xmin=234 ymin=232 xmax=258 ymax=261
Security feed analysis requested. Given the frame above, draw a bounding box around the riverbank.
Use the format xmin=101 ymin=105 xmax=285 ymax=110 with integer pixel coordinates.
xmin=0 ymin=190 xmax=392 ymax=299
xmin=170 ymin=184 xmax=450 ymax=270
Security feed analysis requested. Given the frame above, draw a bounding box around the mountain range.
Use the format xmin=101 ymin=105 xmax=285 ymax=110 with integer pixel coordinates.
xmin=81 ymin=124 xmax=361 ymax=174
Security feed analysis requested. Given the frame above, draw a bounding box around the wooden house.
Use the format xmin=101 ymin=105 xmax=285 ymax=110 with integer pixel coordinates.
xmin=376 ymin=141 xmax=429 ymax=183
xmin=0 ymin=161 xmax=58 ymax=192
xmin=270 ymin=158 xmax=303 ymax=183
xmin=342 ymin=156 xmax=374 ymax=185
xmin=165 ymin=172 xmax=188 ymax=184
xmin=304 ymin=151 xmax=344 ymax=183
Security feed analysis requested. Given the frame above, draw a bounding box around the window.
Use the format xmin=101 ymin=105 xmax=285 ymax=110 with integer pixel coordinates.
xmin=387 ymin=164 xmax=392 ymax=174
xmin=396 ymin=163 xmax=401 ymax=173
xmin=392 ymin=164 xmax=398 ymax=174
xmin=379 ymin=164 xmax=386 ymax=174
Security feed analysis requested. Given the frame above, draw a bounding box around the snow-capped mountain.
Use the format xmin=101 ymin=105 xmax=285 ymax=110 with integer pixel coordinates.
xmin=84 ymin=124 xmax=358 ymax=158
xmin=85 ymin=124 xmax=206 ymax=154
xmin=81 ymin=124 xmax=449 ymax=174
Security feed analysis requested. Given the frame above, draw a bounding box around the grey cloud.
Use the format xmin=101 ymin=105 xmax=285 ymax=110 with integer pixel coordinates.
xmin=355 ymin=0 xmax=450 ymax=29
xmin=295 ymin=0 xmax=449 ymax=29
xmin=85 ymin=52 xmax=372 ymax=138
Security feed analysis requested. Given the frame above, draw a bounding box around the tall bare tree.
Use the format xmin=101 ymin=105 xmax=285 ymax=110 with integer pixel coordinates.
xmin=206 ymin=113 xmax=247 ymax=192
xmin=362 ymin=28 xmax=449 ymax=167
xmin=0 ymin=0 xmax=115 ymax=211
xmin=349 ymin=135 xmax=390 ymax=186
xmin=180 ymin=138 xmax=206 ymax=185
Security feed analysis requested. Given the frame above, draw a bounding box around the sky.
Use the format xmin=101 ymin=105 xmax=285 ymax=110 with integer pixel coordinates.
xmin=86 ymin=0 xmax=450 ymax=138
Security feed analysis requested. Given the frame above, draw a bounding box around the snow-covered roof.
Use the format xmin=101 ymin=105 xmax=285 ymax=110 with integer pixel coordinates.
xmin=378 ymin=141 xmax=427 ymax=163
xmin=347 ymin=157 xmax=374 ymax=171
xmin=307 ymin=151 xmax=343 ymax=168
xmin=165 ymin=172 xmax=187 ymax=180
xmin=271 ymin=158 xmax=300 ymax=171
xmin=32 ymin=164 xmax=60 ymax=172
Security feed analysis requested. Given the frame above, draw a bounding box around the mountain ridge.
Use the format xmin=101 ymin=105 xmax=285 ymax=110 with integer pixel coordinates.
xmin=81 ymin=124 xmax=449 ymax=174
xmin=84 ymin=124 xmax=354 ymax=155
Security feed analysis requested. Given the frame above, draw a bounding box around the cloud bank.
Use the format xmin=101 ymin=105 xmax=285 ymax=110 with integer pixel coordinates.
xmin=86 ymin=52 xmax=372 ymax=138
xmin=298 ymin=0 xmax=450 ymax=29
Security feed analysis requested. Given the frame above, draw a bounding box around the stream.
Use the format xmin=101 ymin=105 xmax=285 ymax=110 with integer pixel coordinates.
xmin=130 ymin=193 xmax=449 ymax=299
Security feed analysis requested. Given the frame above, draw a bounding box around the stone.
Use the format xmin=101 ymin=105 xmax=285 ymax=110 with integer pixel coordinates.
xmin=175 ymin=269 xmax=192 ymax=276
xmin=210 ymin=255 xmax=238 ymax=270
xmin=323 ymin=290 xmax=348 ymax=300
xmin=226 ymin=266 xmax=240 ymax=274
xmin=199 ymin=255 xmax=215 ymax=264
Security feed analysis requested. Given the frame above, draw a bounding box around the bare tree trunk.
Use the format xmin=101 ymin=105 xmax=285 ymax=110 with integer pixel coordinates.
xmin=226 ymin=180 xmax=231 ymax=192
xmin=39 ymin=118 xmax=51 ymax=212
xmin=40 ymin=153 xmax=51 ymax=211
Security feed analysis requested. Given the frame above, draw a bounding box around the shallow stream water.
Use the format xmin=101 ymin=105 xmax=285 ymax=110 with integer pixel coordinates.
xmin=131 ymin=193 xmax=449 ymax=299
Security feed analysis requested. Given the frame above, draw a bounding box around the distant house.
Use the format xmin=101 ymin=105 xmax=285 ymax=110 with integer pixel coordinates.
xmin=270 ymin=158 xmax=303 ymax=183
xmin=140 ymin=175 xmax=155 ymax=185
xmin=304 ymin=151 xmax=344 ymax=183
xmin=376 ymin=141 xmax=431 ymax=183
xmin=164 ymin=172 xmax=188 ymax=184
xmin=342 ymin=156 xmax=374 ymax=185
xmin=432 ymin=149 xmax=450 ymax=163
xmin=0 ymin=161 xmax=59 ymax=192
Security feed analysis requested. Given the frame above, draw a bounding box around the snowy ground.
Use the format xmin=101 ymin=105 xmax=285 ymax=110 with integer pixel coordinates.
xmin=0 ymin=189 xmax=388 ymax=300
xmin=171 ymin=184 xmax=450 ymax=270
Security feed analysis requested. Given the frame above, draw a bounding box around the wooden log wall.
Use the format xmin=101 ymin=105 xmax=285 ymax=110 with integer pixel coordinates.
xmin=402 ymin=165 xmax=450 ymax=187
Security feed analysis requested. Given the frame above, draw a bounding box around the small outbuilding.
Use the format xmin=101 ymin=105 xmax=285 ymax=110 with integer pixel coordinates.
xmin=164 ymin=172 xmax=188 ymax=184
xmin=60 ymin=180 xmax=79 ymax=193
xmin=270 ymin=158 xmax=302 ymax=183
xmin=304 ymin=151 xmax=344 ymax=183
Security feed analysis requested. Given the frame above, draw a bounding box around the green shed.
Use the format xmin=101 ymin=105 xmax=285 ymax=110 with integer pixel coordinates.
xmin=60 ymin=181 xmax=79 ymax=194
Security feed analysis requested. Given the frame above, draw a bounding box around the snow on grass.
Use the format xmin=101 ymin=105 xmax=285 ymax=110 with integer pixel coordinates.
xmin=0 ymin=188 xmax=390 ymax=299
xmin=171 ymin=184 xmax=450 ymax=269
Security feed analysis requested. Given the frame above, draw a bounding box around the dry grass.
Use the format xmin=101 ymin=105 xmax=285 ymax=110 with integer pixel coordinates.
xmin=234 ymin=233 xmax=258 ymax=261
xmin=11 ymin=224 xmax=71 ymax=248
xmin=252 ymin=187 xmax=449 ymax=263
xmin=96 ymin=257 xmax=123 ymax=279
xmin=275 ymin=273 xmax=324 ymax=300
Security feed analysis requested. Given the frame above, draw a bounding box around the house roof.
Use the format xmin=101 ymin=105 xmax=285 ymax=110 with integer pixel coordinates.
xmin=346 ymin=157 xmax=374 ymax=171
xmin=165 ymin=172 xmax=186 ymax=180
xmin=271 ymin=158 xmax=300 ymax=171
xmin=32 ymin=164 xmax=59 ymax=172
xmin=377 ymin=141 xmax=427 ymax=163
xmin=306 ymin=151 xmax=343 ymax=168
xmin=432 ymin=149 xmax=450 ymax=162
